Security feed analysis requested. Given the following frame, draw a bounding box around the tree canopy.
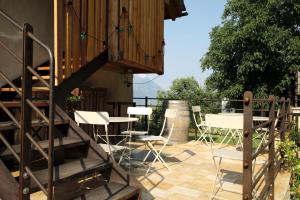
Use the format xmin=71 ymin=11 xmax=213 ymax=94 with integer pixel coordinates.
xmin=156 ymin=77 xmax=218 ymax=113
xmin=201 ymin=0 xmax=300 ymax=99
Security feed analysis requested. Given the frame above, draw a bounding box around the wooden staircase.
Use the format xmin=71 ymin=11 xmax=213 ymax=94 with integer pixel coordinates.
xmin=0 ymin=10 xmax=141 ymax=200
xmin=0 ymin=105 xmax=141 ymax=200
xmin=0 ymin=65 xmax=51 ymax=93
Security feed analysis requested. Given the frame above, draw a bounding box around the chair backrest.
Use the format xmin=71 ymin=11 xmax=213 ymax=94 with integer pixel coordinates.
xmin=126 ymin=107 xmax=153 ymax=132
xmin=159 ymin=109 xmax=177 ymax=139
xmin=127 ymin=107 xmax=153 ymax=116
xmin=192 ymin=105 xmax=204 ymax=124
xmin=74 ymin=110 xmax=113 ymax=158
xmin=74 ymin=110 xmax=109 ymax=125
xmin=205 ymin=114 xmax=243 ymax=129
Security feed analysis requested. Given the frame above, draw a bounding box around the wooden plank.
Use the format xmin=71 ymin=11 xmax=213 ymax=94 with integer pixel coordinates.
xmin=54 ymin=0 xmax=64 ymax=84
xmin=153 ymin=0 xmax=158 ymax=67
xmin=31 ymin=158 xmax=111 ymax=190
xmin=158 ymin=0 xmax=164 ymax=72
xmin=131 ymin=0 xmax=137 ymax=64
xmin=1 ymin=137 xmax=88 ymax=158
xmin=128 ymin=0 xmax=133 ymax=62
xmin=0 ymin=119 xmax=69 ymax=132
xmin=81 ymin=0 xmax=88 ymax=66
xmin=148 ymin=0 xmax=153 ymax=67
xmin=124 ymin=0 xmax=129 ymax=61
xmin=100 ymin=0 xmax=106 ymax=52
xmin=37 ymin=66 xmax=50 ymax=71
xmin=95 ymin=0 xmax=101 ymax=54
xmin=72 ymin=0 xmax=80 ymax=72
xmin=1 ymin=101 xmax=48 ymax=108
xmin=136 ymin=0 xmax=142 ymax=65
xmin=73 ymin=182 xmax=140 ymax=200
xmin=0 ymin=87 xmax=49 ymax=92
xmin=108 ymin=0 xmax=119 ymax=62
xmin=140 ymin=0 xmax=146 ymax=66
xmin=87 ymin=0 xmax=95 ymax=61
xmin=119 ymin=0 xmax=125 ymax=60
xmin=65 ymin=3 xmax=72 ymax=78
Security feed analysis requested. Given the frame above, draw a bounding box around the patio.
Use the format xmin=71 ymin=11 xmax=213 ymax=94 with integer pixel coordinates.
xmin=127 ymin=141 xmax=290 ymax=200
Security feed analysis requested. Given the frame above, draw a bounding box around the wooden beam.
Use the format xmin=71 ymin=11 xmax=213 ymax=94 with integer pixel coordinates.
xmin=54 ymin=0 xmax=64 ymax=85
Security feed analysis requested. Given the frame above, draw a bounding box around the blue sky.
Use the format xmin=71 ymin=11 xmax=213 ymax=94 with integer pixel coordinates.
xmin=134 ymin=0 xmax=227 ymax=90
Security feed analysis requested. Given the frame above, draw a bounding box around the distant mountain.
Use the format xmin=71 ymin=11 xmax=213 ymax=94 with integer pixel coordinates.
xmin=133 ymin=75 xmax=164 ymax=106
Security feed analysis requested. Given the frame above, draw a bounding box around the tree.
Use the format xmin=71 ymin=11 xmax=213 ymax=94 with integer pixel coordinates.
xmin=149 ymin=77 xmax=219 ymax=135
xmin=201 ymin=0 xmax=300 ymax=99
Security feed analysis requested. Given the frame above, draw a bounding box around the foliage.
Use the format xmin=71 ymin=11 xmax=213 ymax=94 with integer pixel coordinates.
xmin=201 ymin=0 xmax=300 ymax=99
xmin=149 ymin=77 xmax=219 ymax=135
xmin=65 ymin=89 xmax=83 ymax=115
xmin=279 ymin=129 xmax=300 ymax=199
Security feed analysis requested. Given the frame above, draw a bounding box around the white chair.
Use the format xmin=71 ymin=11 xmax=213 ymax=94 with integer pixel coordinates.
xmin=74 ymin=110 xmax=126 ymax=161
xmin=192 ymin=106 xmax=213 ymax=145
xmin=206 ymin=114 xmax=244 ymax=148
xmin=118 ymin=107 xmax=153 ymax=165
xmin=121 ymin=106 xmax=153 ymax=136
xmin=137 ymin=109 xmax=177 ymax=174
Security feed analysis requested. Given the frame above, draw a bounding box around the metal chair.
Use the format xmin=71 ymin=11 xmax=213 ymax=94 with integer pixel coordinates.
xmin=137 ymin=109 xmax=177 ymax=174
xmin=121 ymin=106 xmax=153 ymax=136
xmin=118 ymin=107 xmax=153 ymax=164
xmin=74 ymin=110 xmax=126 ymax=162
xmin=192 ymin=106 xmax=214 ymax=145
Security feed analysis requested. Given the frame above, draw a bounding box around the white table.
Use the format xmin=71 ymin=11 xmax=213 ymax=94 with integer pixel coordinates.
xmin=218 ymin=113 xmax=269 ymax=121
xmin=109 ymin=117 xmax=138 ymax=123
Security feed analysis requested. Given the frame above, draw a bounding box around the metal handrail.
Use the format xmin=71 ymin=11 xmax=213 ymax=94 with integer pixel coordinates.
xmin=0 ymin=9 xmax=54 ymax=199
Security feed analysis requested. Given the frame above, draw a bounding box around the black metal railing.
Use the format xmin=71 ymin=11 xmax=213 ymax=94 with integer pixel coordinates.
xmin=0 ymin=9 xmax=54 ymax=200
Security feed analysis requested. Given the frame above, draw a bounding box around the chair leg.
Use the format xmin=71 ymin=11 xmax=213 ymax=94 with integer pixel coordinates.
xmin=210 ymin=157 xmax=222 ymax=199
xmin=145 ymin=142 xmax=170 ymax=174
xmin=194 ymin=126 xmax=211 ymax=147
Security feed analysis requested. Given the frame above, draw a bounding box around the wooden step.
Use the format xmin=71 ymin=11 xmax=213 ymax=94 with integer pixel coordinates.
xmin=0 ymin=87 xmax=49 ymax=92
xmin=0 ymin=137 xmax=88 ymax=160
xmin=36 ymin=66 xmax=50 ymax=71
xmin=0 ymin=118 xmax=69 ymax=131
xmin=31 ymin=158 xmax=113 ymax=195
xmin=32 ymin=76 xmax=50 ymax=80
xmin=73 ymin=182 xmax=140 ymax=200
xmin=2 ymin=100 xmax=48 ymax=108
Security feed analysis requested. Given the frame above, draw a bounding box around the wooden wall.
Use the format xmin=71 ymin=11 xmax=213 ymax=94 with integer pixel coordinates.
xmin=54 ymin=0 xmax=165 ymax=85
xmin=111 ymin=0 xmax=165 ymax=74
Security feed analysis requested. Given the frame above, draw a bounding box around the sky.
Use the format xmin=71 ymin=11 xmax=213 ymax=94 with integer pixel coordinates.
xmin=134 ymin=0 xmax=227 ymax=90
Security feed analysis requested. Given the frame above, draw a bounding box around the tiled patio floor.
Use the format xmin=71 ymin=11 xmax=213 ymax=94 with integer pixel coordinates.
xmin=128 ymin=141 xmax=290 ymax=200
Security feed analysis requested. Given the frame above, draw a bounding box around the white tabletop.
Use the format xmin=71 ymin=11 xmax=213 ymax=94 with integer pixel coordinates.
xmin=218 ymin=113 xmax=269 ymax=121
xmin=109 ymin=117 xmax=139 ymax=123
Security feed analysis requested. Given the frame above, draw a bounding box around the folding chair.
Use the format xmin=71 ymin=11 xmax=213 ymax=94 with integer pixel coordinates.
xmin=206 ymin=114 xmax=244 ymax=148
xmin=137 ymin=109 xmax=177 ymax=174
xmin=121 ymin=106 xmax=153 ymax=136
xmin=74 ymin=110 xmax=127 ymax=162
xmin=192 ymin=106 xmax=214 ymax=145
xmin=210 ymin=132 xmax=269 ymax=199
xmin=118 ymin=107 xmax=153 ymax=164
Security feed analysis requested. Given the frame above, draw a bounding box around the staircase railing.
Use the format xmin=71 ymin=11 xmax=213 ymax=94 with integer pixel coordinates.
xmin=0 ymin=9 xmax=54 ymax=200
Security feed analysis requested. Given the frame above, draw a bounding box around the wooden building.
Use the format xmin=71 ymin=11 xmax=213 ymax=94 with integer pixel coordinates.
xmin=0 ymin=0 xmax=187 ymax=199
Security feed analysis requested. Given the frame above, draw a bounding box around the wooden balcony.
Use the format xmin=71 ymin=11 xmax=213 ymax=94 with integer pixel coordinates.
xmin=55 ymin=0 xmax=167 ymax=85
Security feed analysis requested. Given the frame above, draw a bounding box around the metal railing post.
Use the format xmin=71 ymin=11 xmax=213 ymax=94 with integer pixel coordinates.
xmin=279 ymin=98 xmax=286 ymax=142
xmin=145 ymin=96 xmax=148 ymax=128
xmin=243 ymin=91 xmax=253 ymax=200
xmin=20 ymin=23 xmax=33 ymax=200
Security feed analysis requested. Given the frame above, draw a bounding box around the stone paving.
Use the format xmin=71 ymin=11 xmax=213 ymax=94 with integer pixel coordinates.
xmin=128 ymin=141 xmax=291 ymax=200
